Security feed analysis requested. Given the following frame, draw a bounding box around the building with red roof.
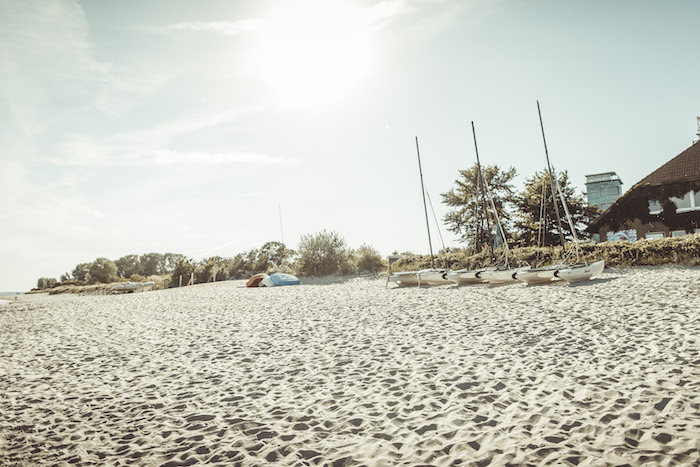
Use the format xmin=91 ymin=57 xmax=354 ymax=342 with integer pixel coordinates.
xmin=589 ymin=136 xmax=700 ymax=242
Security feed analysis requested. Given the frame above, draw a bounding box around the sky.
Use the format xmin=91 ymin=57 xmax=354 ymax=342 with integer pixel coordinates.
xmin=1 ymin=0 xmax=699 ymax=292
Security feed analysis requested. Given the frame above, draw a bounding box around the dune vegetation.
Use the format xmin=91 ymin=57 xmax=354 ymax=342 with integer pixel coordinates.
xmin=390 ymin=234 xmax=700 ymax=272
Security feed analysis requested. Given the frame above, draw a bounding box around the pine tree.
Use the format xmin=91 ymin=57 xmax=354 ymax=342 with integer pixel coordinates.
xmin=441 ymin=164 xmax=517 ymax=251
xmin=513 ymin=170 xmax=599 ymax=247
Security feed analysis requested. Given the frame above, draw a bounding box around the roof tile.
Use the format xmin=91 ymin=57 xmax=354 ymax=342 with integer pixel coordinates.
xmin=635 ymin=141 xmax=700 ymax=187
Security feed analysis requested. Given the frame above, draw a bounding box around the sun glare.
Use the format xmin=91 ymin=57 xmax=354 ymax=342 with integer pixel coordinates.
xmin=256 ymin=1 xmax=371 ymax=109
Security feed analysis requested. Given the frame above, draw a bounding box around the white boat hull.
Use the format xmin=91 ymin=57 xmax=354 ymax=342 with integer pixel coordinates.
xmin=556 ymin=260 xmax=605 ymax=283
xmin=447 ymin=269 xmax=488 ymax=285
xmin=388 ymin=269 xmax=450 ymax=287
xmin=480 ymin=265 xmax=531 ymax=284
xmin=515 ymin=266 xmax=561 ymax=284
xmin=108 ymin=281 xmax=155 ymax=294
xmin=415 ymin=269 xmax=452 ymax=286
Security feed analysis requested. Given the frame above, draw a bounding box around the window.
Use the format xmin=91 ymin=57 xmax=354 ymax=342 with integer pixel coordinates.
xmin=645 ymin=232 xmax=664 ymax=240
xmin=648 ymin=190 xmax=700 ymax=214
xmin=671 ymin=230 xmax=687 ymax=237
xmin=600 ymin=186 xmax=620 ymax=196
xmin=671 ymin=192 xmax=692 ymax=211
xmin=648 ymin=200 xmax=662 ymax=214
xmin=587 ymin=174 xmax=607 ymax=183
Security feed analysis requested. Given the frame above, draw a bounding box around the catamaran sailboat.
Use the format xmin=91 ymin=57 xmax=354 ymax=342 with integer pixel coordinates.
xmin=447 ymin=122 xmax=529 ymax=285
xmin=388 ymin=137 xmax=451 ymax=287
xmin=516 ymin=102 xmax=604 ymax=284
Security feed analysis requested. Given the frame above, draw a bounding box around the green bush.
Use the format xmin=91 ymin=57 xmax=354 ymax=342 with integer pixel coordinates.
xmin=195 ymin=257 xmax=231 ymax=283
xmin=295 ymin=230 xmax=350 ymax=277
xmin=169 ymin=258 xmax=197 ymax=287
xmin=228 ymin=242 xmax=296 ymax=278
xmin=390 ymin=234 xmax=700 ymax=271
xmin=352 ymin=244 xmax=385 ymax=274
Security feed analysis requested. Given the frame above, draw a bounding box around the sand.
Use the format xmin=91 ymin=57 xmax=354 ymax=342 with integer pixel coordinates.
xmin=1 ymin=266 xmax=699 ymax=466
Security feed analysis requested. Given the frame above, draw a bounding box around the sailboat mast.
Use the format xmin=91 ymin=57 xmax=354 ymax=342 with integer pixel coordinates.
xmin=537 ymin=101 xmax=567 ymax=248
xmin=278 ymin=205 xmax=284 ymax=244
xmin=415 ymin=137 xmax=435 ymax=268
xmin=472 ymin=122 xmax=494 ymax=258
xmin=537 ymin=102 xmax=583 ymax=263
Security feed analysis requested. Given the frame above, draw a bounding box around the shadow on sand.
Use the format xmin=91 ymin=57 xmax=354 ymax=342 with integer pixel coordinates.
xmin=566 ymin=276 xmax=618 ymax=287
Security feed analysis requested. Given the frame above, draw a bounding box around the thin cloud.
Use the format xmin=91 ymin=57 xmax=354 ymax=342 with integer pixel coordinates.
xmin=0 ymin=0 xmax=166 ymax=134
xmin=149 ymin=150 xmax=299 ymax=167
xmin=47 ymin=195 xmax=105 ymax=220
xmin=148 ymin=1 xmax=415 ymax=39
xmin=52 ymin=136 xmax=298 ymax=168
xmin=0 ymin=0 xmax=102 ymax=131
xmin=51 ymin=104 xmax=295 ymax=168
xmin=154 ymin=19 xmax=263 ymax=35
xmin=119 ymin=106 xmax=269 ymax=144
xmin=52 ymin=140 xmax=297 ymax=168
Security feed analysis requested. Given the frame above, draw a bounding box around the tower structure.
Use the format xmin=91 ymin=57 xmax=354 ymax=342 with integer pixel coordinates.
xmin=585 ymin=172 xmax=623 ymax=211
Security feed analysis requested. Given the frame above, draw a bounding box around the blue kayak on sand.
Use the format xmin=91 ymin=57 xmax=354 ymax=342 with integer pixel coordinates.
xmin=248 ymin=273 xmax=301 ymax=287
xmin=268 ymin=273 xmax=300 ymax=286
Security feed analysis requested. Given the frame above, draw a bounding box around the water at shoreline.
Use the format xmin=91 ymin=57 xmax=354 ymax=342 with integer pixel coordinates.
xmin=0 ymin=292 xmax=23 ymax=305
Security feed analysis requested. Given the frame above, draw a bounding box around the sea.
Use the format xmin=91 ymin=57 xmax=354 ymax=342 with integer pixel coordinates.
xmin=0 ymin=291 xmax=23 ymax=305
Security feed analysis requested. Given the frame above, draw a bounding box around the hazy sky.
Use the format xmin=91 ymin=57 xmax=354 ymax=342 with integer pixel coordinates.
xmin=2 ymin=0 xmax=699 ymax=291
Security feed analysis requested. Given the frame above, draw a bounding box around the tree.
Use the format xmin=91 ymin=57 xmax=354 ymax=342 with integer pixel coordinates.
xmin=228 ymin=252 xmax=252 ymax=279
xmin=441 ymin=164 xmax=517 ymax=251
xmin=72 ymin=263 xmax=91 ymax=282
xmin=170 ymin=258 xmax=197 ymax=287
xmin=195 ymin=256 xmax=231 ymax=283
xmin=255 ymin=241 xmax=294 ymax=271
xmin=115 ymin=255 xmax=142 ymax=278
xmin=513 ymin=170 xmax=599 ymax=247
xmin=164 ymin=253 xmax=187 ymax=274
xmin=88 ymin=258 xmax=118 ymax=284
xmin=296 ymin=230 xmax=349 ymax=276
xmin=140 ymin=253 xmax=165 ymax=276
xmin=36 ymin=277 xmax=57 ymax=290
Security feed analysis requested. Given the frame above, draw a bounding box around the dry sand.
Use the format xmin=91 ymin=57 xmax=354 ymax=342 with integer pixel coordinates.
xmin=1 ymin=266 xmax=699 ymax=466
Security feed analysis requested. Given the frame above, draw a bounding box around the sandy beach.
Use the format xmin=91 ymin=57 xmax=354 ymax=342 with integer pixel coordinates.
xmin=1 ymin=266 xmax=699 ymax=466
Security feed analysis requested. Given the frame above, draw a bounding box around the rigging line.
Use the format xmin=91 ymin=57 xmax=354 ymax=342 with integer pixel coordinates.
xmin=470 ymin=193 xmax=479 ymax=256
xmin=537 ymin=102 xmax=583 ymax=264
xmin=536 ymin=171 xmax=547 ymax=267
xmin=426 ymin=191 xmax=446 ymax=252
xmin=472 ymin=122 xmax=495 ymax=260
xmin=481 ymin=177 xmax=511 ymax=268
xmin=553 ymin=175 xmax=583 ymax=264
xmin=537 ymin=101 xmax=567 ymax=251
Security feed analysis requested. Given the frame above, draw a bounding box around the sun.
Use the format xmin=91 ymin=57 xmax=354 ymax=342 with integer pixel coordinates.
xmin=255 ymin=1 xmax=371 ymax=109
